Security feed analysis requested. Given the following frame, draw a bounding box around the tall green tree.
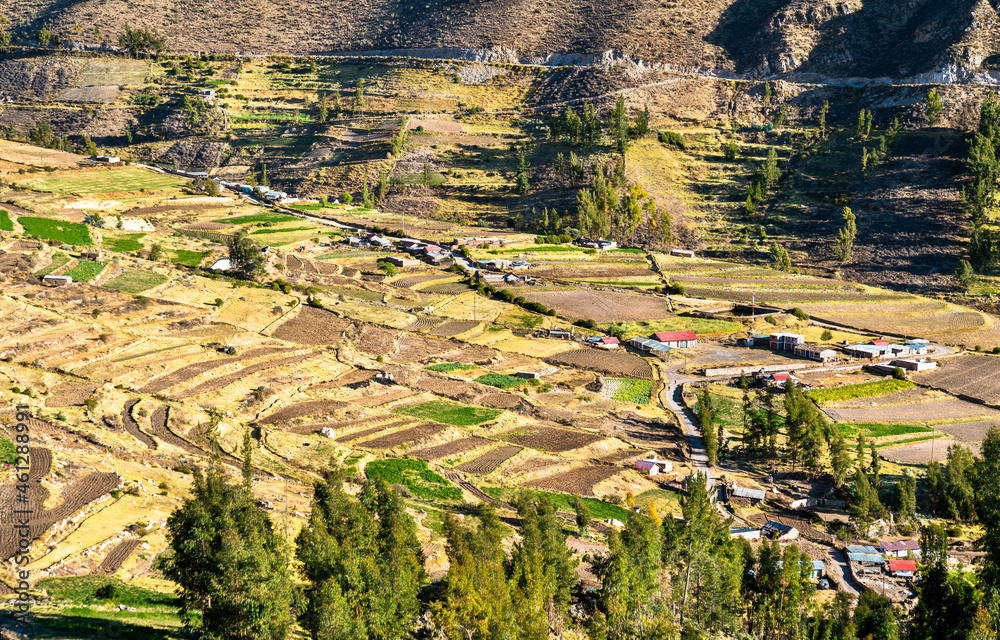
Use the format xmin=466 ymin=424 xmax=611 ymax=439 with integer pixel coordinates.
xmin=818 ymin=100 xmax=829 ymax=139
xmin=769 ymin=242 xmax=791 ymax=271
xmin=925 ymin=88 xmax=944 ymax=125
xmin=833 ymin=206 xmax=857 ymax=261
xmin=696 ymin=388 xmax=719 ymax=466
xmin=976 ymin=426 xmax=1000 ymax=614
xmin=226 ymin=232 xmax=263 ymax=281
xmin=158 ymin=466 xmax=293 ymax=640
xmin=893 ymin=470 xmax=916 ymax=520
xmin=296 ymin=473 xmax=425 ymax=640
xmin=853 ymin=590 xmax=898 ymax=640
xmin=431 ymin=506 xmax=516 ymax=640
xmin=609 ymin=94 xmax=630 ymax=157
xmin=515 ymin=149 xmax=530 ymax=194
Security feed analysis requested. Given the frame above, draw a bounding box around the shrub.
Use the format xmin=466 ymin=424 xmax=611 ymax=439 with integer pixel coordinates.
xmin=765 ymin=316 xmax=777 ymax=325
xmin=790 ymin=307 xmax=809 ymax=321
xmin=665 ymin=282 xmax=685 ymax=295
xmin=0 ymin=438 xmax=17 ymax=465
xmin=892 ymin=367 xmax=906 ymax=380
xmin=721 ymin=141 xmax=739 ymax=160
xmin=657 ymin=130 xmax=686 ymax=149
xmin=821 ymin=329 xmax=833 ymax=341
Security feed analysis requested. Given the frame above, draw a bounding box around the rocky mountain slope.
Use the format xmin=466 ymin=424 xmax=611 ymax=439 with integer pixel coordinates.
xmin=4 ymin=0 xmax=1000 ymax=80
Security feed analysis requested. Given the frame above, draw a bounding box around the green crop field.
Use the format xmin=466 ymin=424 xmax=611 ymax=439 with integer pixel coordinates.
xmin=34 ymin=253 xmax=70 ymax=276
xmin=808 ymin=379 xmax=915 ymax=404
xmin=394 ymin=401 xmax=502 ymax=426
xmin=64 ymin=260 xmax=108 ymax=283
xmin=606 ymin=378 xmax=655 ymax=403
xmin=0 ymin=210 xmax=12 ymax=231
xmin=217 ymin=212 xmax=298 ymax=224
xmin=104 ymin=233 xmax=145 ymax=252
xmin=475 ymin=373 xmax=528 ymax=389
xmin=838 ymin=423 xmax=935 ymax=439
xmin=19 ymin=217 xmax=93 ymax=245
xmin=14 ymin=167 xmax=188 ymax=194
xmin=249 ymin=226 xmax=316 ymax=235
xmin=365 ymin=458 xmax=462 ymax=500
xmin=608 ymin=317 xmax=742 ymax=336
xmin=170 ymin=249 xmax=209 ymax=267
xmin=104 ymin=270 xmax=169 ymax=294
xmin=424 ymin=362 xmax=478 ymax=372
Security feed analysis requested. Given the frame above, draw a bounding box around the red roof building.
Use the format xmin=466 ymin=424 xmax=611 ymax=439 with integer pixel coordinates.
xmin=887 ymin=560 xmax=917 ymax=575
xmin=600 ymin=337 xmax=620 ymax=344
xmin=872 ymin=339 xmax=889 ymax=346
xmin=771 ymin=373 xmax=791 ymax=382
xmin=651 ymin=331 xmax=698 ymax=348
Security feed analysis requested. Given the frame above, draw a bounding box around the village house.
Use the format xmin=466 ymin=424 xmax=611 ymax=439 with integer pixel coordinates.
xmin=384 ymin=256 xmax=420 ymax=268
xmin=879 ymin=540 xmax=921 ymax=558
xmin=769 ymin=332 xmax=805 ymax=352
xmin=892 ymin=358 xmax=937 ymax=372
xmin=793 ymin=344 xmax=838 ymax=362
xmin=761 ymin=520 xmax=798 ymax=540
xmin=587 ymin=336 xmax=620 ymax=349
xmin=887 ymin=559 xmax=917 ymax=579
xmin=79 ymin=249 xmax=103 ymax=261
xmin=847 ymin=545 xmax=885 ymax=574
xmin=651 ymin=330 xmax=698 ymax=348
xmin=453 ymin=236 xmax=504 ymax=248
xmin=634 ymin=458 xmax=673 ymax=476
xmin=730 ymin=527 xmax=761 ymax=540
xmin=669 ymin=248 xmax=696 ymax=258
xmin=843 ymin=341 xmax=915 ymax=359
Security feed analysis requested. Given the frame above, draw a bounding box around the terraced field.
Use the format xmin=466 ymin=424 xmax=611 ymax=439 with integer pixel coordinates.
xmin=456 ymin=446 xmax=523 ymax=474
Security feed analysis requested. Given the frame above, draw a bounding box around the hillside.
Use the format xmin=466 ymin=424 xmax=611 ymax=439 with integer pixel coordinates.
xmin=3 ymin=0 xmax=1000 ymax=79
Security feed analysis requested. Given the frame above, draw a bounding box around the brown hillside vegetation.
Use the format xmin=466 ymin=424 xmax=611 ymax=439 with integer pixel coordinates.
xmin=4 ymin=0 xmax=1000 ymax=78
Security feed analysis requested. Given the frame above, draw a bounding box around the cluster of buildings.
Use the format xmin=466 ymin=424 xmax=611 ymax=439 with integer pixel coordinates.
xmin=739 ymin=332 xmax=936 ymax=370
xmin=847 ymin=542 xmax=922 ymax=579
xmin=574 ymin=237 xmax=617 ymax=251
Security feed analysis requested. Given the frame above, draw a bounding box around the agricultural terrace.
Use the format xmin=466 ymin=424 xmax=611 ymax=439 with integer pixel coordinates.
xmin=14 ymin=166 xmax=190 ymax=194
xmin=365 ymin=459 xmax=463 ymax=500
xmin=807 ymin=379 xmax=915 ymax=404
xmin=18 ymin=217 xmax=93 ymax=245
xmin=394 ymin=401 xmax=503 ymax=426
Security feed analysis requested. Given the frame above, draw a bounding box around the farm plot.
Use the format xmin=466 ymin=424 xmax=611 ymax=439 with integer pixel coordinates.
xmin=260 ymin=400 xmax=349 ymax=424
xmin=476 ymin=392 xmax=530 ymax=410
xmin=354 ymin=388 xmax=417 ymax=407
xmin=365 ymin=459 xmax=462 ymax=500
xmin=823 ymin=398 xmax=1000 ymax=423
xmin=394 ymin=274 xmax=452 ymax=289
xmin=476 ymin=373 xmax=528 ymax=389
xmin=353 ymin=325 xmax=398 ymax=356
xmin=456 ymin=446 xmax=523 ymax=474
xmin=148 ymin=406 xmax=202 ymax=454
xmin=0 ymin=470 xmax=119 ymax=561
xmin=680 ymin=286 xmax=911 ymax=304
xmin=121 ymin=399 xmax=155 ymax=449
xmin=546 ymin=348 xmax=654 ymax=379
xmin=934 ymin=420 xmax=1000 ymax=444
xmin=825 ymin=386 xmax=941 ymax=408
xmin=807 ymin=380 xmax=914 ymax=404
xmin=881 ymin=438 xmax=978 ymax=464
xmin=394 ymin=401 xmax=502 ymax=426
xmin=520 ymin=290 xmax=673 ymax=323
xmin=525 ymin=465 xmax=622 ymax=496
xmin=402 ymin=316 xmax=441 ymax=331
xmin=311 ymin=369 xmax=379 ymax=390
xmin=15 ymin=167 xmax=189 ymax=194
xmin=392 ymin=334 xmax=456 ymax=363
xmin=429 ymin=320 xmax=482 ymax=337
xmin=18 ymin=217 xmax=93 ymax=245
xmin=499 ymin=426 xmax=604 ymax=453
xmin=338 ymin=419 xmax=415 ymax=442
xmin=64 ymin=260 xmax=108 ymax=283
xmin=413 ymin=377 xmax=480 ymax=401
xmin=604 ymin=378 xmax=655 ymax=404
xmin=817 ymin=310 xmax=985 ymax=337
xmin=270 ymin=306 xmax=352 ymax=345
xmin=170 ymin=352 xmax=321 ymax=399
xmin=914 ymin=355 xmax=1000 ymax=404
xmin=358 ymin=422 xmax=449 ymax=449
xmin=92 ymin=539 xmax=141 ymax=576
xmin=409 ymin=437 xmax=492 ymax=460
xmin=44 ymin=381 xmax=97 ymax=407
xmin=140 ymin=347 xmax=296 ymax=393
xmin=103 ymin=270 xmax=168 ymax=294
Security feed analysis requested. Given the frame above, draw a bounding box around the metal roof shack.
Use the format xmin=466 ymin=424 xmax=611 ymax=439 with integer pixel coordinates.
xmin=41 ymin=274 xmax=72 ymax=286
xmin=847 ymin=553 xmax=885 ymax=565
xmin=793 ymin=344 xmax=838 ymax=362
xmin=726 ymin=485 xmax=765 ymax=505
xmin=810 ymin=560 xmax=825 ymax=578
xmin=847 ymin=545 xmax=881 ymax=555
xmin=629 ymin=337 xmax=675 ymax=354
xmin=880 ymin=540 xmax=921 ymax=557
xmin=887 ymin=559 xmax=917 ymax=577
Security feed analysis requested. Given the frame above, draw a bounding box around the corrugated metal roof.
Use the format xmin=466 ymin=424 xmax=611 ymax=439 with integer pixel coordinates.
xmin=888 ymin=560 xmax=917 ymax=572
xmin=880 ymin=540 xmax=920 ymax=552
xmin=847 ymin=553 xmax=884 ymax=564
xmin=652 ymin=330 xmax=697 ymax=342
xmin=732 ymin=486 xmax=766 ymax=500
xmin=812 ymin=560 xmax=825 ymax=571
